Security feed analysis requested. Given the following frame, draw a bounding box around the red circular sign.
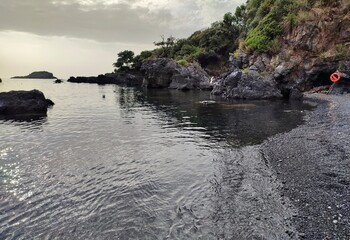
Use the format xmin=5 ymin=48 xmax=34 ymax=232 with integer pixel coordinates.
xmin=330 ymin=72 xmax=341 ymax=83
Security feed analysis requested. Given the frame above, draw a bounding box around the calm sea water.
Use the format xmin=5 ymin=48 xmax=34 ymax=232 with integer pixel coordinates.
xmin=0 ymin=79 xmax=311 ymax=239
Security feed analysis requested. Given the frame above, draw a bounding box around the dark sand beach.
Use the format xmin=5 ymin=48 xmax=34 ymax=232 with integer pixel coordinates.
xmin=263 ymin=94 xmax=350 ymax=239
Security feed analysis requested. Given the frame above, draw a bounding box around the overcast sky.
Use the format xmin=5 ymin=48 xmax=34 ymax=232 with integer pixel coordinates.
xmin=0 ymin=0 xmax=245 ymax=79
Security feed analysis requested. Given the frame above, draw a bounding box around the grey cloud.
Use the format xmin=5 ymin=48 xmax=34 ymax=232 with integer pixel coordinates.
xmin=0 ymin=0 xmax=245 ymax=43
xmin=0 ymin=0 xmax=173 ymax=43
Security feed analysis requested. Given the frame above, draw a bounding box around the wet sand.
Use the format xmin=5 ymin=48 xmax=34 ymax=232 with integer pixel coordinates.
xmin=262 ymin=94 xmax=350 ymax=239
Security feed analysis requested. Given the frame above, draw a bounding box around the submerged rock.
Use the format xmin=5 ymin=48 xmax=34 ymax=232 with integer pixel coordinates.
xmin=0 ymin=90 xmax=54 ymax=115
xmin=141 ymin=58 xmax=212 ymax=90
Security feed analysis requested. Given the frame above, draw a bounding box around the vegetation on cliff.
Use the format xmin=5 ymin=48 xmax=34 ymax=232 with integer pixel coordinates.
xmin=113 ymin=0 xmax=349 ymax=75
xmin=113 ymin=5 xmax=245 ymax=72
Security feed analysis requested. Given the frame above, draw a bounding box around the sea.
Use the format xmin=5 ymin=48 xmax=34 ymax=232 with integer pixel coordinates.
xmin=0 ymin=78 xmax=312 ymax=239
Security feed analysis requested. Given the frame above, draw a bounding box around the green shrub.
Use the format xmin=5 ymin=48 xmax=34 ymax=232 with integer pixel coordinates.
xmin=175 ymin=45 xmax=205 ymax=62
xmin=177 ymin=59 xmax=188 ymax=66
xmin=283 ymin=13 xmax=297 ymax=29
xmin=319 ymin=51 xmax=328 ymax=60
xmin=233 ymin=49 xmax=241 ymax=58
xmin=335 ymin=44 xmax=348 ymax=59
xmin=245 ymin=32 xmax=272 ymax=53
xmin=245 ymin=12 xmax=282 ymax=53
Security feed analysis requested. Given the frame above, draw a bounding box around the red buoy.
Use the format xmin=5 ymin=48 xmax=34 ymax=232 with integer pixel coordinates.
xmin=330 ymin=72 xmax=341 ymax=83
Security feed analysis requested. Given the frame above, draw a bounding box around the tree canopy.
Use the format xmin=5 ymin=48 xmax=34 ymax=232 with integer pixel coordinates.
xmin=113 ymin=50 xmax=135 ymax=71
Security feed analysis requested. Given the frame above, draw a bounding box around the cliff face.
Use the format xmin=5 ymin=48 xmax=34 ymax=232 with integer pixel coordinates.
xmin=271 ymin=0 xmax=349 ymax=90
xmin=224 ymin=0 xmax=350 ymax=98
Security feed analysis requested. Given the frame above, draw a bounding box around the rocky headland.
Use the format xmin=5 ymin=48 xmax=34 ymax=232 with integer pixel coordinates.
xmin=0 ymin=90 xmax=54 ymax=115
xmin=68 ymin=0 xmax=348 ymax=101
xmin=12 ymin=71 xmax=57 ymax=79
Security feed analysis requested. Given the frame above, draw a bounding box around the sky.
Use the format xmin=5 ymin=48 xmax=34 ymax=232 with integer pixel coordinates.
xmin=0 ymin=0 xmax=245 ymax=79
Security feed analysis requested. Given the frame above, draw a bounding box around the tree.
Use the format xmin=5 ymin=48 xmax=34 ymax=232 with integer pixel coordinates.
xmin=153 ymin=35 xmax=177 ymax=58
xmin=132 ymin=50 xmax=153 ymax=70
xmin=113 ymin=50 xmax=135 ymax=71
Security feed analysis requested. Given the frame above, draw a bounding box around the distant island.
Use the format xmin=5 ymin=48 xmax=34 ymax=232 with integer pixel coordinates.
xmin=12 ymin=71 xmax=57 ymax=79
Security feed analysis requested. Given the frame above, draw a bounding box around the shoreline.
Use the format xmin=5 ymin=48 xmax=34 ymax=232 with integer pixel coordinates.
xmin=262 ymin=94 xmax=350 ymax=239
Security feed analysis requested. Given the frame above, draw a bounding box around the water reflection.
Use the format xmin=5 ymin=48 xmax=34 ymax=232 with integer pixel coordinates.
xmin=117 ymin=88 xmax=312 ymax=147
xmin=0 ymin=115 xmax=47 ymax=131
xmin=0 ymin=114 xmax=47 ymax=122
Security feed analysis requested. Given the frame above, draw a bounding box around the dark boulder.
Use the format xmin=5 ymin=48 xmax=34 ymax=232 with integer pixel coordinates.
xmin=141 ymin=58 xmax=212 ymax=90
xmin=212 ymin=70 xmax=282 ymax=99
xmin=0 ymin=90 xmax=54 ymax=115
xmin=54 ymin=79 xmax=63 ymax=84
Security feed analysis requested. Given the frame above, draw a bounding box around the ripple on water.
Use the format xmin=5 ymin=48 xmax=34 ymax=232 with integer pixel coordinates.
xmin=0 ymin=80 xmax=311 ymax=239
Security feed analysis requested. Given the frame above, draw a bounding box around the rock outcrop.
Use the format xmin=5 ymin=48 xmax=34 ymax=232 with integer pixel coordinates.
xmin=141 ymin=58 xmax=212 ymax=90
xmin=12 ymin=71 xmax=57 ymax=79
xmin=223 ymin=0 xmax=350 ymax=99
xmin=0 ymin=90 xmax=54 ymax=115
xmin=68 ymin=72 xmax=143 ymax=86
xmin=212 ymin=70 xmax=282 ymax=99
